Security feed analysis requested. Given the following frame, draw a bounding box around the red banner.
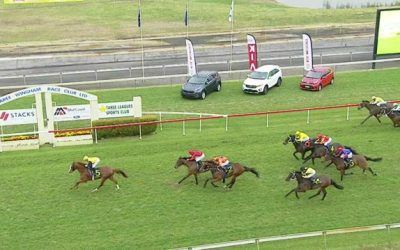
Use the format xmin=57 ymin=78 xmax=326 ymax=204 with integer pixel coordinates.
xmin=247 ymin=34 xmax=258 ymax=71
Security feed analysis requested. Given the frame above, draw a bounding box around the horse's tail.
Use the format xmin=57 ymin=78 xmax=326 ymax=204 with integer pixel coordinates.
xmin=344 ymin=146 xmax=359 ymax=155
xmin=331 ymin=180 xmax=344 ymax=190
xmin=114 ymin=169 xmax=128 ymax=178
xmin=364 ymin=156 xmax=382 ymax=162
xmin=244 ymin=166 xmax=260 ymax=178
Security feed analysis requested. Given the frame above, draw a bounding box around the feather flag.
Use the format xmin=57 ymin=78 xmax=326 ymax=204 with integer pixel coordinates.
xmin=302 ymin=33 xmax=313 ymax=71
xmin=228 ymin=0 xmax=234 ymax=22
xmin=137 ymin=8 xmax=142 ymax=28
xmin=184 ymin=4 xmax=188 ymax=26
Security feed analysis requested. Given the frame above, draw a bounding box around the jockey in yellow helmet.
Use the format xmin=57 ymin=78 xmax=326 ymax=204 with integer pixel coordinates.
xmin=83 ymin=155 xmax=100 ymax=180
xmin=371 ymin=96 xmax=386 ymax=107
xmin=295 ymin=131 xmax=310 ymax=143
xmin=300 ymin=166 xmax=320 ymax=185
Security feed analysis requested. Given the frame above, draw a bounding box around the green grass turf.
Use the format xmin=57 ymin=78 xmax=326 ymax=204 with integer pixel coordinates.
xmin=0 ymin=0 xmax=377 ymax=43
xmin=0 ymin=68 xmax=400 ymax=249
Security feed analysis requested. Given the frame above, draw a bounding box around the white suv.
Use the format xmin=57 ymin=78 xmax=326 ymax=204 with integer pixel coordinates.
xmin=242 ymin=65 xmax=282 ymax=95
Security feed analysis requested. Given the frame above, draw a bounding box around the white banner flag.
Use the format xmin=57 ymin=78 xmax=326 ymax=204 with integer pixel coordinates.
xmin=302 ymin=33 xmax=313 ymax=71
xmin=0 ymin=109 xmax=36 ymax=126
xmin=185 ymin=38 xmax=197 ymax=76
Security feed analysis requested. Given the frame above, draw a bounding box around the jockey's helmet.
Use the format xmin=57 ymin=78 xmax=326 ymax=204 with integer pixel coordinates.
xmin=83 ymin=155 xmax=89 ymax=161
xmin=295 ymin=131 xmax=301 ymax=136
xmin=300 ymin=166 xmax=308 ymax=172
xmin=335 ymin=146 xmax=344 ymax=155
xmin=317 ymin=133 xmax=324 ymax=139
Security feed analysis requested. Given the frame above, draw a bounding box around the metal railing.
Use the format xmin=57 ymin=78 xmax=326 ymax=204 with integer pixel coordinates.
xmin=174 ymin=222 xmax=400 ymax=250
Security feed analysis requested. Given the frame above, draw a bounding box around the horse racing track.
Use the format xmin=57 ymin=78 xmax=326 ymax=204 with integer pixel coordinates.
xmin=1 ymin=69 xmax=400 ymax=249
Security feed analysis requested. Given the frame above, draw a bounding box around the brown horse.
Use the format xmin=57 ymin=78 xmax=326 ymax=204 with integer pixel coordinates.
xmin=325 ymin=154 xmax=380 ymax=181
xmin=69 ymin=161 xmax=128 ymax=192
xmin=385 ymin=108 xmax=400 ymax=127
xmin=283 ymin=134 xmax=314 ymax=160
xmin=358 ymin=100 xmax=393 ymax=125
xmin=285 ymin=171 xmax=343 ymax=200
xmin=174 ymin=157 xmax=209 ymax=185
xmin=202 ymin=161 xmax=259 ymax=189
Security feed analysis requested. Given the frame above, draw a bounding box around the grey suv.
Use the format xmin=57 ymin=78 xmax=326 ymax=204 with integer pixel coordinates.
xmin=181 ymin=71 xmax=222 ymax=99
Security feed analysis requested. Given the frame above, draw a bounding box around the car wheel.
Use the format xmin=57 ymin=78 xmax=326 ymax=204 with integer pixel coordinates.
xmin=216 ymin=83 xmax=221 ymax=92
xmin=330 ymin=78 xmax=334 ymax=84
xmin=261 ymin=86 xmax=268 ymax=95
xmin=318 ymin=84 xmax=322 ymax=91
xmin=201 ymin=91 xmax=206 ymax=100
xmin=276 ymin=78 xmax=282 ymax=87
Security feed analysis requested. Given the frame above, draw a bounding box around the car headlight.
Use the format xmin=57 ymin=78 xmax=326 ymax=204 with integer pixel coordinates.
xmin=195 ymin=87 xmax=203 ymax=92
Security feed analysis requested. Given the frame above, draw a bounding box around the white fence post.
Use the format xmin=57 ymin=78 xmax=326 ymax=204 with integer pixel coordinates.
xmin=307 ymin=110 xmax=310 ymax=124
xmin=225 ymin=116 xmax=228 ymax=131
xmin=199 ymin=114 xmax=202 ymax=132
xmin=159 ymin=112 xmax=163 ymax=131
xmin=182 ymin=120 xmax=186 ymax=136
xmin=346 ymin=106 xmax=350 ymax=121
xmin=139 ymin=124 xmax=142 ymax=140
xmin=266 ymin=113 xmax=269 ymax=127
xmin=94 ymin=128 xmax=98 ymax=144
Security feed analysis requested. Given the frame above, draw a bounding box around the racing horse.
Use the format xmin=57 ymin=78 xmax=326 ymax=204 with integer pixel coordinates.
xmin=358 ymin=100 xmax=393 ymax=125
xmin=202 ymin=160 xmax=259 ymax=189
xmin=283 ymin=134 xmax=314 ymax=160
xmin=385 ymin=108 xmax=400 ymax=127
xmin=285 ymin=171 xmax=343 ymax=200
xmin=174 ymin=157 xmax=209 ymax=185
xmin=69 ymin=161 xmax=128 ymax=192
xmin=325 ymin=154 xmax=381 ymax=181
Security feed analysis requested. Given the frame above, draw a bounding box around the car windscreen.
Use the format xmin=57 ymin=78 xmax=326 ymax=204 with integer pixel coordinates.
xmin=305 ymin=71 xmax=324 ymax=79
xmin=249 ymin=71 xmax=268 ymax=80
xmin=188 ymin=76 xmax=207 ymax=85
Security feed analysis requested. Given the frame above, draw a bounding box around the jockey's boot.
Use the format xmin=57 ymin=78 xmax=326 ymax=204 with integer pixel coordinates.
xmin=196 ymin=161 xmax=202 ymax=171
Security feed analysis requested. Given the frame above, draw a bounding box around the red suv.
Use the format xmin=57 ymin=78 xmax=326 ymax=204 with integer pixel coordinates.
xmin=300 ymin=67 xmax=334 ymax=91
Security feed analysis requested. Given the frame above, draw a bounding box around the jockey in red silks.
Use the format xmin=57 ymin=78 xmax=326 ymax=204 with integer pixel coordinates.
xmin=315 ymin=133 xmax=332 ymax=147
xmin=188 ymin=150 xmax=205 ymax=170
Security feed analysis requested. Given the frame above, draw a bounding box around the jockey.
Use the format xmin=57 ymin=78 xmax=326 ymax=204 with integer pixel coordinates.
xmin=300 ymin=166 xmax=319 ymax=185
xmin=83 ymin=155 xmax=100 ymax=180
xmin=213 ymin=156 xmax=231 ymax=173
xmin=335 ymin=146 xmax=353 ymax=168
xmin=315 ymin=133 xmax=332 ymax=147
xmin=393 ymin=103 xmax=400 ymax=113
xmin=188 ymin=150 xmax=205 ymax=170
xmin=295 ymin=131 xmax=310 ymax=143
xmin=371 ymin=96 xmax=386 ymax=107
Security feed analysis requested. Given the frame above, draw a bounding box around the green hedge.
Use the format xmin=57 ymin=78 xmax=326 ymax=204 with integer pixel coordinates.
xmin=93 ymin=115 xmax=158 ymax=139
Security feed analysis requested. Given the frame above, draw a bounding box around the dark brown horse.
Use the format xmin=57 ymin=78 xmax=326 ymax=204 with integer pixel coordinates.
xmin=285 ymin=171 xmax=343 ymax=200
xmin=325 ymin=154 xmax=380 ymax=181
xmin=202 ymin=161 xmax=259 ymax=189
xmin=69 ymin=161 xmax=128 ymax=192
xmin=385 ymin=108 xmax=400 ymax=127
xmin=174 ymin=157 xmax=209 ymax=185
xmin=358 ymin=100 xmax=393 ymax=125
xmin=283 ymin=134 xmax=314 ymax=160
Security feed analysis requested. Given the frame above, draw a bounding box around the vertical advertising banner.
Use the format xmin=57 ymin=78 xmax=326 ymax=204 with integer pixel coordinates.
xmin=185 ymin=39 xmax=197 ymax=76
xmin=247 ymin=34 xmax=258 ymax=71
xmin=302 ymin=33 xmax=313 ymax=71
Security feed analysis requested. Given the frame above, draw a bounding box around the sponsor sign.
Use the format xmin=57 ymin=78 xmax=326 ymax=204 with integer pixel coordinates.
xmin=0 ymin=109 xmax=36 ymax=126
xmin=247 ymin=34 xmax=258 ymax=71
xmin=185 ymin=39 xmax=197 ymax=76
xmin=0 ymin=85 xmax=97 ymax=106
xmin=302 ymin=33 xmax=314 ymax=71
xmin=53 ymin=105 xmax=91 ymax=122
xmin=98 ymin=101 xmax=135 ymax=118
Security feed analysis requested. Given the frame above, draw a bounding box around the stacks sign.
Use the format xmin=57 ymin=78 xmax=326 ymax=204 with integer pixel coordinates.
xmin=302 ymin=33 xmax=313 ymax=71
xmin=185 ymin=39 xmax=197 ymax=76
xmin=247 ymin=34 xmax=258 ymax=71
